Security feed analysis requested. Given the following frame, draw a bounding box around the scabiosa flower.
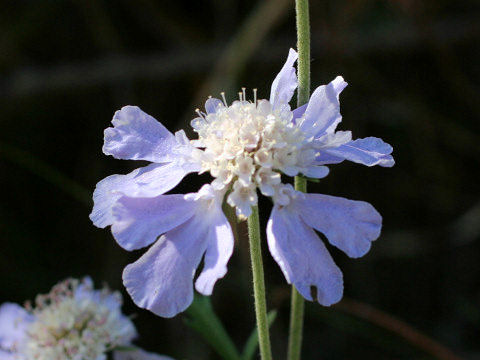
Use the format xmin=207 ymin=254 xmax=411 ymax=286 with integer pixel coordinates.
xmin=0 ymin=278 xmax=171 ymax=360
xmin=90 ymin=48 xmax=394 ymax=316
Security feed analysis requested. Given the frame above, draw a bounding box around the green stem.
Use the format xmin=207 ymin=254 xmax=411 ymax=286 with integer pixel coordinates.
xmin=289 ymin=1 xmax=311 ymax=359
xmin=247 ymin=206 xmax=272 ymax=360
xmin=288 ymin=178 xmax=307 ymax=360
xmin=295 ymin=0 xmax=311 ymax=106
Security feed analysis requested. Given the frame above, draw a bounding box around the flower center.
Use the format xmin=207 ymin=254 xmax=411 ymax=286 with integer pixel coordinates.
xmin=191 ymin=91 xmax=311 ymax=217
xmin=23 ymin=279 xmax=136 ymax=360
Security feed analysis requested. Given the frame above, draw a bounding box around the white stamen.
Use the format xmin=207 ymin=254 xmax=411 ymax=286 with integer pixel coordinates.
xmin=194 ymin=89 xmax=313 ymax=217
xmin=220 ymin=92 xmax=227 ymax=106
xmin=195 ymin=108 xmax=205 ymax=119
xmin=20 ymin=278 xmax=136 ymax=360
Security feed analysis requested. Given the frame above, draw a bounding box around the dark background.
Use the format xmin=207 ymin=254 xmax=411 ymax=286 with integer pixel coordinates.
xmin=1 ymin=0 xmax=479 ymax=359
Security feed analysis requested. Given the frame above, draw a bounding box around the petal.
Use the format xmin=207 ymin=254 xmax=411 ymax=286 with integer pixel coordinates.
xmin=0 ymin=303 xmax=33 ymax=351
xmin=298 ymin=193 xmax=382 ymax=258
xmin=267 ymin=207 xmax=343 ymax=306
xmin=0 ymin=350 xmax=17 ymax=360
xmin=298 ymin=76 xmax=348 ymax=137
xmin=75 ymin=278 xmax=123 ymax=314
xmin=292 ymin=103 xmax=307 ymax=124
xmin=195 ymin=211 xmax=234 ymax=296
xmin=313 ymin=152 xmax=345 ymax=165
xmin=111 ymin=194 xmax=197 ymax=251
xmin=121 ymin=162 xmax=198 ymax=198
xmin=301 ymin=165 xmax=329 ymax=179
xmin=314 ymin=130 xmax=352 ymax=149
xmin=269 ymin=48 xmax=298 ymax=108
xmin=103 ymin=106 xmax=178 ymax=163
xmin=74 ymin=276 xmax=95 ymax=301
xmin=205 ymin=98 xmax=224 ymax=114
xmin=90 ymin=162 xmax=193 ymax=228
xmin=90 ymin=171 xmax=138 ymax=229
xmin=122 ymin=215 xmax=210 ymax=318
xmin=113 ymin=349 xmax=173 ymax=360
xmin=323 ymin=137 xmax=395 ymax=167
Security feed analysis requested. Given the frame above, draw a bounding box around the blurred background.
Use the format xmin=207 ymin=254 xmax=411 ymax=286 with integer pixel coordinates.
xmin=1 ymin=0 xmax=479 ymax=359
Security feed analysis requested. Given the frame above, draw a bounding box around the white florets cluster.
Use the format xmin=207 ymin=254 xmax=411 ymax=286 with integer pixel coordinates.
xmin=191 ymin=91 xmax=316 ymax=218
xmin=23 ymin=278 xmax=136 ymax=360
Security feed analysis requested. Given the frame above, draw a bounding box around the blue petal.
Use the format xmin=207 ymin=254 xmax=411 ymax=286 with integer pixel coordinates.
xmin=111 ymin=194 xmax=197 ymax=251
xmin=90 ymin=162 xmax=194 ymax=228
xmin=195 ymin=211 xmax=234 ymax=296
xmin=75 ymin=277 xmax=122 ymax=313
xmin=298 ymin=193 xmax=382 ymax=258
xmin=314 ymin=152 xmax=345 ymax=165
xmin=292 ymin=103 xmax=307 ymax=124
xmin=0 ymin=303 xmax=33 ymax=351
xmin=324 ymin=137 xmax=395 ymax=167
xmin=122 ymin=162 xmax=199 ymax=197
xmin=299 ymin=76 xmax=347 ymax=138
xmin=122 ymin=215 xmax=210 ymax=318
xmin=114 ymin=349 xmax=174 ymax=360
xmin=267 ymin=207 xmax=343 ymax=306
xmin=90 ymin=172 xmax=136 ymax=229
xmin=103 ymin=106 xmax=178 ymax=163
xmin=301 ymin=165 xmax=329 ymax=179
xmin=122 ymin=187 xmax=233 ymax=318
xmin=0 ymin=350 xmax=17 ymax=360
xmin=204 ymin=98 xmax=223 ymax=114
xmin=269 ymin=48 xmax=298 ymax=108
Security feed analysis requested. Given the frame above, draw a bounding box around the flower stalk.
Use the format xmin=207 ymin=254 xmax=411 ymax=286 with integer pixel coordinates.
xmin=247 ymin=205 xmax=272 ymax=360
xmin=289 ymin=0 xmax=311 ymax=359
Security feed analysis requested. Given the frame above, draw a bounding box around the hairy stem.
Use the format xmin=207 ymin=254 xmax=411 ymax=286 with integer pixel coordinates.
xmin=247 ymin=206 xmax=272 ymax=360
xmin=295 ymin=0 xmax=311 ymax=106
xmin=288 ymin=178 xmax=307 ymax=360
xmin=289 ymin=0 xmax=311 ymax=359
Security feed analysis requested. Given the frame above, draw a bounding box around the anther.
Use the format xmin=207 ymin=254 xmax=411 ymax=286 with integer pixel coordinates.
xmin=195 ymin=108 xmax=205 ymax=119
xmin=220 ymin=92 xmax=227 ymax=106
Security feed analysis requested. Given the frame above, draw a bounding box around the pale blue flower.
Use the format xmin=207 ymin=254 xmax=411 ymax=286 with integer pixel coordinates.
xmin=0 ymin=278 xmax=172 ymax=360
xmin=91 ymin=48 xmax=393 ymax=316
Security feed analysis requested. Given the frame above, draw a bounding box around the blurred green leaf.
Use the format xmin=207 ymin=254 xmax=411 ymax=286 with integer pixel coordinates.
xmin=185 ymin=294 xmax=241 ymax=360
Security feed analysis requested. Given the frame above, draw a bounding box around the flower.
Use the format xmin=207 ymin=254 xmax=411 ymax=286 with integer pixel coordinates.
xmin=90 ymin=48 xmax=394 ymax=316
xmin=0 ymin=278 xmax=172 ymax=360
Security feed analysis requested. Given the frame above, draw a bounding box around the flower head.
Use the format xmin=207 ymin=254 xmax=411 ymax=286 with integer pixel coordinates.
xmin=91 ymin=48 xmax=394 ymax=317
xmin=0 ymin=278 xmax=171 ymax=360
